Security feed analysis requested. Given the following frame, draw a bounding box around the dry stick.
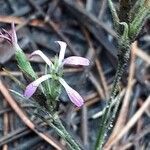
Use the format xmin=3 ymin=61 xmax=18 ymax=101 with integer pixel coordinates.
xmin=138 ymin=99 xmax=150 ymax=117
xmin=0 ymin=68 xmax=83 ymax=77
xmin=82 ymin=28 xmax=106 ymax=99
xmin=81 ymin=105 xmax=88 ymax=148
xmin=104 ymin=42 xmax=136 ymax=148
xmin=95 ymin=59 xmax=109 ymax=99
xmin=104 ymin=96 xmax=150 ymax=149
xmin=27 ymin=0 xmax=79 ymax=56
xmin=0 ymin=108 xmax=11 ymax=115
xmin=92 ymin=79 xmax=136 ymax=119
xmin=0 ymin=15 xmax=46 ymax=28
xmin=121 ymin=125 xmax=150 ymax=150
xmin=0 ymin=11 xmax=53 ymax=35
xmin=134 ymin=42 xmax=150 ymax=65
xmin=78 ymin=29 xmax=96 ymax=147
xmin=0 ymin=128 xmax=31 ymax=146
xmin=89 ymin=72 xmax=105 ymax=99
xmin=98 ymin=0 xmax=107 ymax=19
xmin=44 ymin=0 xmax=59 ymax=22
xmin=92 ymin=85 xmax=126 ymax=119
xmin=84 ymin=92 xmax=98 ymax=101
xmin=75 ymin=96 xmax=100 ymax=112
xmin=2 ymin=101 xmax=9 ymax=150
xmin=61 ymin=0 xmax=117 ymax=37
xmin=120 ymin=143 xmax=133 ymax=150
xmin=86 ymin=29 xmax=109 ymax=98
xmin=0 ymin=80 xmax=64 ymax=150
xmin=86 ymin=0 xmax=93 ymax=12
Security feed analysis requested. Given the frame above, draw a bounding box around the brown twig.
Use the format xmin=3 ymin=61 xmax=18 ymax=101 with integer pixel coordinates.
xmin=0 ymin=68 xmax=83 ymax=77
xmin=82 ymin=28 xmax=106 ymax=99
xmin=0 ymin=127 xmax=30 ymax=146
xmin=81 ymin=105 xmax=89 ymax=148
xmin=104 ymin=96 xmax=150 ymax=149
xmin=2 ymin=100 xmax=9 ymax=150
xmin=134 ymin=42 xmax=150 ymax=65
xmin=121 ymin=125 xmax=150 ymax=149
xmin=98 ymin=0 xmax=107 ymax=19
xmin=95 ymin=59 xmax=109 ymax=99
xmin=88 ymin=72 xmax=105 ymax=99
xmin=27 ymin=0 xmax=79 ymax=56
xmin=0 ymin=15 xmax=46 ymax=28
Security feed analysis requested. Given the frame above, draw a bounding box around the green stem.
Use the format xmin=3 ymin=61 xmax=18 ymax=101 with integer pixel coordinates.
xmin=129 ymin=6 xmax=150 ymax=41
xmin=53 ymin=116 xmax=81 ymax=150
xmin=38 ymin=113 xmax=81 ymax=150
xmin=108 ymin=0 xmax=120 ymax=30
xmin=95 ymin=0 xmax=149 ymax=149
xmin=95 ymin=45 xmax=130 ymax=150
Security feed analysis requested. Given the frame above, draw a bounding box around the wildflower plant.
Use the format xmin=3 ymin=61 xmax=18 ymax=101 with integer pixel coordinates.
xmin=95 ymin=0 xmax=150 ymax=149
xmin=24 ymin=41 xmax=89 ymax=108
xmin=0 ymin=23 xmax=37 ymax=80
xmin=0 ymin=0 xmax=149 ymax=149
xmin=0 ymin=23 xmax=89 ymax=108
xmin=0 ymin=23 xmax=89 ymax=150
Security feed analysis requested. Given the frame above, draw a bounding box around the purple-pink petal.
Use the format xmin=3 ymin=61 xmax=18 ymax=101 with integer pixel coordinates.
xmin=55 ymin=41 xmax=67 ymax=65
xmin=29 ymin=50 xmax=53 ymax=67
xmin=59 ymin=78 xmax=84 ymax=107
xmin=24 ymin=83 xmax=38 ymax=98
xmin=63 ymin=56 xmax=90 ymax=66
xmin=24 ymin=74 xmax=52 ymax=98
xmin=0 ymin=34 xmax=11 ymax=43
xmin=11 ymin=23 xmax=18 ymax=46
xmin=0 ymin=23 xmax=18 ymax=47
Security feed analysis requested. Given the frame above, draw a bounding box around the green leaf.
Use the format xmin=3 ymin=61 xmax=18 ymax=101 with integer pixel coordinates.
xmin=15 ymin=46 xmax=37 ymax=80
xmin=129 ymin=1 xmax=150 ymax=41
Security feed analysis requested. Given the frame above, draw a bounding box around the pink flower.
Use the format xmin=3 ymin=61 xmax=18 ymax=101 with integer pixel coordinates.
xmin=29 ymin=41 xmax=90 ymax=68
xmin=24 ymin=74 xmax=52 ymax=98
xmin=24 ymin=41 xmax=90 ymax=107
xmin=59 ymin=78 xmax=84 ymax=107
xmin=0 ymin=23 xmax=18 ymax=48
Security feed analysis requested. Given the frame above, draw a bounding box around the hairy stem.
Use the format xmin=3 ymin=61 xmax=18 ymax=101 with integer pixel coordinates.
xmin=52 ymin=115 xmax=81 ymax=150
xmin=38 ymin=113 xmax=81 ymax=150
xmin=95 ymin=44 xmax=130 ymax=150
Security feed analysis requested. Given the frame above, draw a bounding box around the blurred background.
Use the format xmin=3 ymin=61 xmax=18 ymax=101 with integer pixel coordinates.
xmin=0 ymin=0 xmax=149 ymax=150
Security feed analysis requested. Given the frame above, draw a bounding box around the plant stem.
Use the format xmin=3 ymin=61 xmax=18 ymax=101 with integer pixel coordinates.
xmin=95 ymin=44 xmax=130 ymax=150
xmin=53 ymin=115 xmax=81 ymax=150
xmin=38 ymin=113 xmax=81 ymax=150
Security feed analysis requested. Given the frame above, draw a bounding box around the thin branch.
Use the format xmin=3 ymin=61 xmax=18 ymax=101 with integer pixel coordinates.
xmin=104 ymin=96 xmax=150 ymax=149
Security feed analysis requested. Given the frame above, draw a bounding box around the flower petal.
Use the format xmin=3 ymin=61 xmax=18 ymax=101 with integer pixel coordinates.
xmin=63 ymin=56 xmax=90 ymax=66
xmin=29 ymin=50 xmax=52 ymax=67
xmin=59 ymin=78 xmax=84 ymax=107
xmin=24 ymin=84 xmax=38 ymax=98
xmin=0 ymin=34 xmax=11 ymax=43
xmin=55 ymin=41 xmax=67 ymax=65
xmin=24 ymin=74 xmax=52 ymax=98
xmin=0 ymin=23 xmax=21 ymax=50
xmin=11 ymin=22 xmax=18 ymax=45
